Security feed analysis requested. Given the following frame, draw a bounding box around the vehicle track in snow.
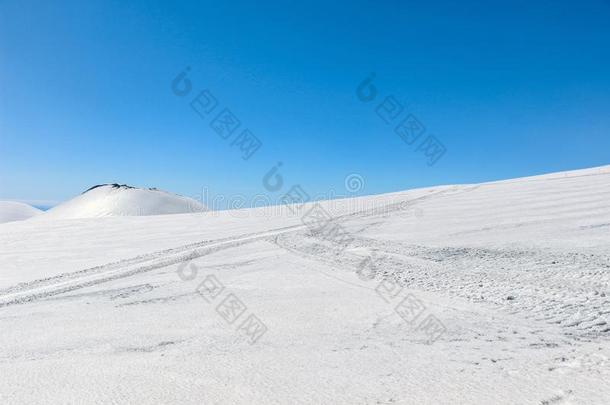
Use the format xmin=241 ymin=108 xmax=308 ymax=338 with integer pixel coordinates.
xmin=271 ymin=231 xmax=610 ymax=338
xmin=0 ymin=224 xmax=304 ymax=307
xmin=0 ymin=186 xmax=472 ymax=308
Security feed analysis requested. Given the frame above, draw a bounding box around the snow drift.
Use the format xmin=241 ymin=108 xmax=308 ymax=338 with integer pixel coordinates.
xmin=0 ymin=201 xmax=42 ymax=223
xmin=41 ymin=184 xmax=205 ymax=219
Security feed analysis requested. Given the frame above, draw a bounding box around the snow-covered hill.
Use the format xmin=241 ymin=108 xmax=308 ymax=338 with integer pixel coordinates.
xmin=0 ymin=201 xmax=42 ymax=223
xmin=0 ymin=166 xmax=609 ymax=404
xmin=40 ymin=184 xmax=205 ymax=219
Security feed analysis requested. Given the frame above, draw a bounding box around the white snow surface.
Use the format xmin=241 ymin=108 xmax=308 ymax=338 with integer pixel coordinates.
xmin=0 ymin=201 xmax=42 ymax=223
xmin=0 ymin=166 xmax=609 ymax=404
xmin=40 ymin=184 xmax=205 ymax=219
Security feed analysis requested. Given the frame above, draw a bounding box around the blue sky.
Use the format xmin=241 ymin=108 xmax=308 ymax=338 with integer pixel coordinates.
xmin=1 ymin=0 xmax=609 ymax=208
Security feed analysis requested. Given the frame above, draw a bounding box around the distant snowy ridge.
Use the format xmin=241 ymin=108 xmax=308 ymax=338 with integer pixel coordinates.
xmin=40 ymin=184 xmax=206 ymax=219
xmin=0 ymin=201 xmax=43 ymax=223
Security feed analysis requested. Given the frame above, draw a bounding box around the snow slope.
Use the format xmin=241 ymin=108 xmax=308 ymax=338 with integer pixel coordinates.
xmin=0 ymin=166 xmax=609 ymax=404
xmin=0 ymin=201 xmax=42 ymax=223
xmin=40 ymin=184 xmax=205 ymax=219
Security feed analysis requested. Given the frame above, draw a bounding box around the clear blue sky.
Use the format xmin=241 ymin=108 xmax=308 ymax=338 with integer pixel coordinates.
xmin=1 ymin=0 xmax=609 ymax=208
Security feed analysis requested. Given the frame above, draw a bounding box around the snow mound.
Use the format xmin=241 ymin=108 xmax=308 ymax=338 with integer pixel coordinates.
xmin=0 ymin=201 xmax=43 ymax=223
xmin=41 ymin=184 xmax=205 ymax=219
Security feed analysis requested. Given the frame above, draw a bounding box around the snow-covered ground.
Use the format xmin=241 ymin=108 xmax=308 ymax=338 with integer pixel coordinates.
xmin=0 ymin=166 xmax=609 ymax=404
xmin=0 ymin=201 xmax=42 ymax=223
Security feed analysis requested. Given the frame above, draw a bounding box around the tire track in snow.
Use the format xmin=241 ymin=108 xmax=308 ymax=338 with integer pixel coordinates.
xmin=0 ymin=225 xmax=304 ymax=307
xmin=0 ymin=186 xmax=464 ymax=307
xmin=273 ymin=232 xmax=610 ymax=337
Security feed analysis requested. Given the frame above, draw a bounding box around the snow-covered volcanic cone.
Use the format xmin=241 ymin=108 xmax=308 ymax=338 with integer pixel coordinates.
xmin=41 ymin=184 xmax=205 ymax=219
xmin=0 ymin=201 xmax=43 ymax=223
